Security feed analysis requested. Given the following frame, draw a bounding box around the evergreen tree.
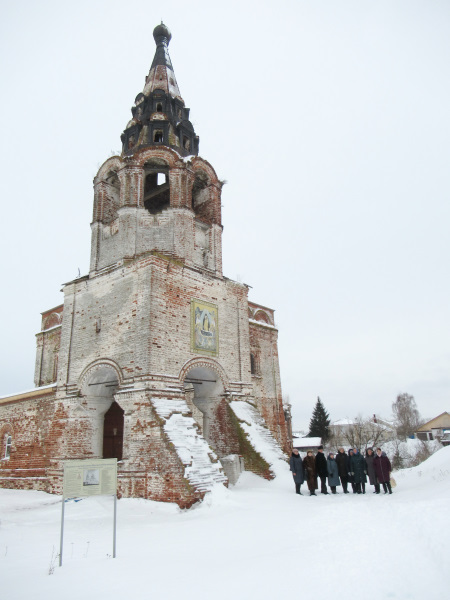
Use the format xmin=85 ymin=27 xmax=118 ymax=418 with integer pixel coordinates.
xmin=308 ymin=397 xmax=331 ymax=442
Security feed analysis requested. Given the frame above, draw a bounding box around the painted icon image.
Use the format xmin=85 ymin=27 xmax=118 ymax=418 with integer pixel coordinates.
xmin=191 ymin=300 xmax=218 ymax=355
xmin=83 ymin=469 xmax=100 ymax=486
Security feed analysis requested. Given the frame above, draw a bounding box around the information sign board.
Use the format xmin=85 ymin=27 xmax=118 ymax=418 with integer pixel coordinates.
xmin=60 ymin=459 xmax=118 ymax=566
xmin=62 ymin=458 xmax=117 ymax=498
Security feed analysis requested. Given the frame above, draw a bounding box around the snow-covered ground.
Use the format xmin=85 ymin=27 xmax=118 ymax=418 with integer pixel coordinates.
xmin=2 ymin=447 xmax=449 ymax=600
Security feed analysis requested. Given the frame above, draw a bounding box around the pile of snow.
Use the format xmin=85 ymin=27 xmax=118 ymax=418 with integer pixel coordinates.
xmin=382 ymin=437 xmax=442 ymax=468
xmin=229 ymin=399 xmax=287 ymax=478
xmin=1 ymin=447 xmax=449 ymax=599
xmin=152 ymin=397 xmax=227 ymax=492
xmin=393 ymin=442 xmax=450 ymax=493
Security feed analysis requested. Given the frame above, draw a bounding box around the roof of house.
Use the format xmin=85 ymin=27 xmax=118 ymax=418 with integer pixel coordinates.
xmin=332 ymin=418 xmax=354 ymax=426
xmin=416 ymin=412 xmax=450 ymax=432
xmin=292 ymin=437 xmax=322 ymax=448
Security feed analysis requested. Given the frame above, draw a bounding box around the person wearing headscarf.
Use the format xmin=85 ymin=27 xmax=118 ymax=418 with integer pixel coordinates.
xmin=289 ymin=448 xmax=305 ymax=495
xmin=349 ymin=447 xmax=367 ymax=494
xmin=336 ymin=447 xmax=350 ymax=493
xmin=327 ymin=452 xmax=340 ymax=494
xmin=374 ymin=447 xmax=393 ymax=494
xmin=315 ymin=445 xmax=329 ymax=494
xmin=365 ymin=447 xmax=380 ymax=494
xmin=302 ymin=450 xmax=318 ymax=496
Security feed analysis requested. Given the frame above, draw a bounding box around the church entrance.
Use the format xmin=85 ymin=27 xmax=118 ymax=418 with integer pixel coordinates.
xmin=184 ymin=366 xmax=223 ymax=445
xmin=102 ymin=401 xmax=124 ymax=460
xmin=183 ymin=364 xmax=244 ymax=484
xmin=81 ymin=364 xmax=121 ymax=459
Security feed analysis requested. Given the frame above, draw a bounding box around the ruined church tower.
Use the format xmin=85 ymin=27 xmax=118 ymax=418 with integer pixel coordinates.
xmin=0 ymin=25 xmax=291 ymax=506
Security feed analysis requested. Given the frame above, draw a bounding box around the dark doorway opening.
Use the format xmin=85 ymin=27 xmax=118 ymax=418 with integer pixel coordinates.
xmin=103 ymin=401 xmax=124 ymax=460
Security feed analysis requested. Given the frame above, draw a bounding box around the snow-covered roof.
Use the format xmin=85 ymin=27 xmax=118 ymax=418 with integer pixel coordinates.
xmin=293 ymin=437 xmax=322 ymax=448
xmin=332 ymin=418 xmax=354 ymax=426
xmin=0 ymin=383 xmax=56 ymax=401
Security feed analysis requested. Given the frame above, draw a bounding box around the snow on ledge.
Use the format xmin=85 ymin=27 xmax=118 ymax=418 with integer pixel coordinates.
xmin=0 ymin=383 xmax=56 ymax=401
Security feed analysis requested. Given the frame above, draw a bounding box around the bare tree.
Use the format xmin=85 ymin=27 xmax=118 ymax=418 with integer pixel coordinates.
xmin=343 ymin=415 xmax=387 ymax=451
xmin=392 ymin=393 xmax=423 ymax=440
xmin=390 ymin=438 xmax=406 ymax=470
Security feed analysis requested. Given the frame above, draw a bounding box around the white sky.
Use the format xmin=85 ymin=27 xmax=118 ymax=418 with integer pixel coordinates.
xmin=1 ymin=0 xmax=449 ymax=430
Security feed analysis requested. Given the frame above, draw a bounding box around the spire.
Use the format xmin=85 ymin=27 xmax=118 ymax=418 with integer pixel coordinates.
xmin=143 ymin=23 xmax=182 ymax=101
xmin=121 ymin=23 xmax=199 ymax=157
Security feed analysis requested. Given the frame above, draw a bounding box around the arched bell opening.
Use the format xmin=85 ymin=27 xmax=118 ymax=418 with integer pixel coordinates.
xmin=102 ymin=170 xmax=121 ymax=223
xmin=143 ymin=161 xmax=170 ymax=214
xmin=192 ymin=171 xmax=213 ymax=224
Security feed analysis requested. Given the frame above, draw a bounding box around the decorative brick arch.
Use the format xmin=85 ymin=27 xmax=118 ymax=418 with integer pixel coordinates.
xmin=78 ymin=359 xmax=123 ymax=397
xmin=43 ymin=312 xmax=62 ymax=330
xmin=190 ymin=157 xmax=221 ymax=187
xmin=95 ymin=156 xmax=124 ymax=182
xmin=0 ymin=422 xmax=14 ymax=439
xmin=133 ymin=146 xmax=184 ymax=170
xmin=179 ymin=357 xmax=230 ymax=392
xmin=253 ymin=310 xmax=273 ymax=326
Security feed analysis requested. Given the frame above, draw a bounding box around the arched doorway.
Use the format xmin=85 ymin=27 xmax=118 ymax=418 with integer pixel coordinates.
xmin=80 ymin=363 xmax=122 ymax=458
xmin=103 ymin=402 xmax=124 ymax=460
xmin=184 ymin=366 xmax=224 ymax=444
xmin=183 ymin=363 xmax=245 ymax=483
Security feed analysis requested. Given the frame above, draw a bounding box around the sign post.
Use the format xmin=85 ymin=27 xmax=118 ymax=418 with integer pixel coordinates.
xmin=60 ymin=458 xmax=118 ymax=566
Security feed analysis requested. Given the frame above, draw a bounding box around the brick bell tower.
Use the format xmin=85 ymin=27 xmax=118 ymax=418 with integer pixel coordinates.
xmin=90 ymin=22 xmax=223 ymax=278
xmin=0 ymin=23 xmax=290 ymax=506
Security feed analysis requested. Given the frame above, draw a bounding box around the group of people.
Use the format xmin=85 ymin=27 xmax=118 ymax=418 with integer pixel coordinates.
xmin=290 ymin=445 xmax=393 ymax=496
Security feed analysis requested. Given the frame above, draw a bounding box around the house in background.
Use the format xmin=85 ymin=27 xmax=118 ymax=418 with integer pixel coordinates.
xmin=329 ymin=415 xmax=395 ymax=448
xmin=415 ymin=412 xmax=450 ymax=442
xmin=292 ymin=434 xmax=322 ymax=454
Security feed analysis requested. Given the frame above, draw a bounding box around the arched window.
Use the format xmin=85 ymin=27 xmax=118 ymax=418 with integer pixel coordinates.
xmin=250 ymin=353 xmax=256 ymax=375
xmin=156 ymin=103 xmax=163 ymax=112
xmin=4 ymin=434 xmax=12 ymax=459
xmin=154 ymin=130 xmax=163 ymax=143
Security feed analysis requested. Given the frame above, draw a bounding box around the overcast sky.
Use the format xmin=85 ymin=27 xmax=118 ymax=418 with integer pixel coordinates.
xmin=1 ymin=0 xmax=449 ymax=430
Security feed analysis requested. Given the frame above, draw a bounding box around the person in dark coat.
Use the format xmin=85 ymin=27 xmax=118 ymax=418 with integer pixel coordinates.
xmin=327 ymin=452 xmax=340 ymax=494
xmin=302 ymin=450 xmax=318 ymax=496
xmin=374 ymin=447 xmax=393 ymax=494
xmin=289 ymin=448 xmax=305 ymax=495
xmin=365 ymin=448 xmax=380 ymax=494
xmin=349 ymin=448 xmax=367 ymax=494
xmin=348 ymin=449 xmax=356 ymax=493
xmin=336 ymin=447 xmax=350 ymax=493
xmin=315 ymin=446 xmax=328 ymax=494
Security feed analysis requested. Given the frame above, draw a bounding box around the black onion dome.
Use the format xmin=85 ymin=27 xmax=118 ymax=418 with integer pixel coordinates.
xmin=153 ymin=23 xmax=172 ymax=45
